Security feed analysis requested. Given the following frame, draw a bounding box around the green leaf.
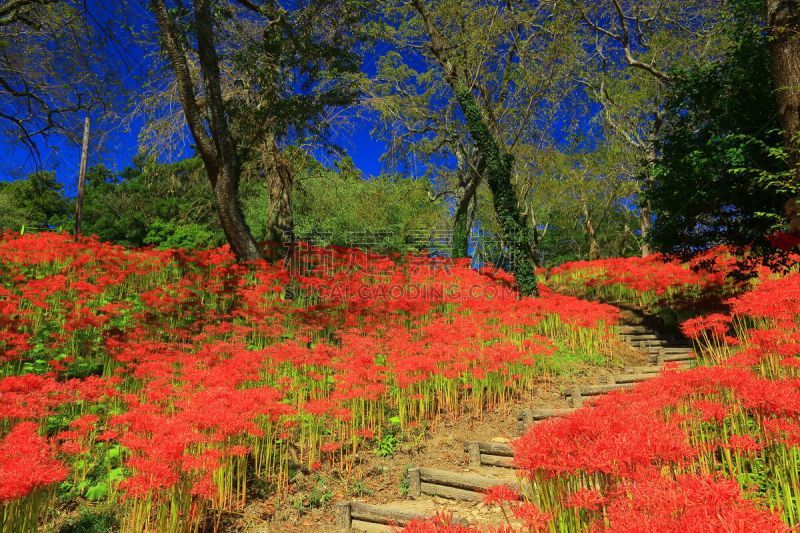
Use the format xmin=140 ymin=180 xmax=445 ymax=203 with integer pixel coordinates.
xmin=106 ymin=444 xmax=121 ymax=461
xmin=86 ymin=482 xmax=108 ymax=501
xmin=108 ymin=468 xmax=125 ymax=482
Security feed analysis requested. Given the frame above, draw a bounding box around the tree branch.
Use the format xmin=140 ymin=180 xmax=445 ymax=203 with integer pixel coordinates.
xmin=150 ymin=0 xmax=219 ymax=179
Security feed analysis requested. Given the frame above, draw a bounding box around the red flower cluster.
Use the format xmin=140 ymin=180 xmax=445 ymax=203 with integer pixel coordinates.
xmin=0 ymin=232 xmax=623 ymax=531
xmin=511 ymin=253 xmax=800 ymax=531
xmin=0 ymin=422 xmax=67 ymax=501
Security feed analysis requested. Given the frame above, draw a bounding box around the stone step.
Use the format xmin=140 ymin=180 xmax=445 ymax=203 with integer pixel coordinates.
xmin=627 ymin=338 xmax=670 ymax=346
xmin=517 ymin=407 xmax=576 ymax=431
xmin=643 ymin=346 xmax=693 ymax=357
xmin=619 ymin=325 xmax=652 ymax=334
xmin=563 ymin=383 xmax=635 ymax=406
xmin=625 ymin=362 xmax=691 ymax=373
xmin=408 ymin=467 xmax=519 ymax=502
xmin=661 ymin=351 xmax=695 ymax=361
xmin=611 ymin=372 xmax=662 ymax=384
xmin=564 ymin=382 xmax=635 ymax=397
xmin=620 ymin=333 xmax=660 ymax=341
xmin=465 ymin=441 xmax=514 ymax=468
xmin=660 ymin=346 xmax=695 ymax=353
xmin=337 ymin=501 xmax=468 ymax=532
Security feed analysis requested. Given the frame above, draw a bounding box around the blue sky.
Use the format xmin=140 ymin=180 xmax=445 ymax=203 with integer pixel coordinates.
xmin=0 ymin=112 xmax=388 ymax=197
xmin=0 ymin=1 xmax=390 ymax=196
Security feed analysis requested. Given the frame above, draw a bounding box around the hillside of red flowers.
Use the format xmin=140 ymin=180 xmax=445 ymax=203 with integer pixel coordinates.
xmin=0 ymin=232 xmax=623 ymax=532
xmin=405 ymin=254 xmax=800 ymax=532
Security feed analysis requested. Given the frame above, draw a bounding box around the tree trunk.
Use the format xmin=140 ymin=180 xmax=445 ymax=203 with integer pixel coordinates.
xmin=768 ymin=0 xmax=800 ymax=178
xmin=74 ymin=115 xmax=90 ymax=238
xmin=193 ymin=0 xmax=261 ymax=261
xmin=263 ymin=137 xmax=294 ymax=244
xmin=451 ymin=151 xmax=483 ymax=258
xmin=454 ymin=86 xmax=539 ymax=296
xmin=452 ymin=196 xmax=471 ymax=258
xmin=215 ymin=165 xmax=262 ymax=261
xmin=150 ymin=0 xmax=262 ymax=262
xmin=640 ymin=138 xmax=658 ymax=257
xmin=639 ymin=202 xmax=652 ymax=257
xmin=581 ymin=199 xmax=600 ymax=260
xmin=411 ymin=0 xmax=538 ymax=295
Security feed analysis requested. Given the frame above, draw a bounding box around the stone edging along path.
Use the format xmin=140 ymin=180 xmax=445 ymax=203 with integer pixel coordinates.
xmin=334 ymin=320 xmax=696 ymax=532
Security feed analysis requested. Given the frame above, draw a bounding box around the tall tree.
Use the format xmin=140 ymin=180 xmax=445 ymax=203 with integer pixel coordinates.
xmin=375 ymin=0 xmax=578 ymax=295
xmin=142 ymin=1 xmax=362 ymax=257
xmin=647 ymin=1 xmax=789 ymax=253
xmin=0 ymin=170 xmax=69 ymax=231
xmin=149 ymin=0 xmax=261 ymax=260
xmin=569 ymin=0 xmax=729 ymax=255
xmin=409 ymin=0 xmax=536 ymax=294
xmin=767 ymin=0 xmax=800 ymax=178
xmin=515 ymin=141 xmax=640 ymax=264
xmin=367 ymin=51 xmax=484 ymax=259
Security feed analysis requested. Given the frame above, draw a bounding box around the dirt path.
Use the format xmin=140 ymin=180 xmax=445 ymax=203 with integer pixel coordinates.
xmin=243 ymin=317 xmax=693 ymax=532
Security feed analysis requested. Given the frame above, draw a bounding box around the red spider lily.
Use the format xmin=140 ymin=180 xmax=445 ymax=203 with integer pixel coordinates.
xmin=681 ymin=314 xmax=733 ymax=340
xmin=722 ymin=434 xmax=764 ymax=453
xmin=602 ymin=474 xmax=788 ymax=532
xmin=0 ymin=422 xmax=68 ymax=501
xmin=483 ymin=485 xmax=520 ymax=505
xmin=402 ymin=513 xmax=481 ymax=532
xmin=564 ymin=487 xmax=605 ymax=511
xmin=691 ymin=400 xmax=729 ymax=423
xmin=18 ymin=232 xmax=800 ymax=532
xmin=511 ymin=502 xmax=551 ymax=531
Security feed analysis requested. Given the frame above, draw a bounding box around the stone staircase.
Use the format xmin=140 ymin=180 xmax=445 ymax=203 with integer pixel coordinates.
xmin=334 ymin=320 xmax=697 ymax=531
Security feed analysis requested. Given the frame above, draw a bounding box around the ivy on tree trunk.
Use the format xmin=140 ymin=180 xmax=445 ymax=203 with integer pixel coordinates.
xmin=454 ymin=85 xmax=539 ymax=297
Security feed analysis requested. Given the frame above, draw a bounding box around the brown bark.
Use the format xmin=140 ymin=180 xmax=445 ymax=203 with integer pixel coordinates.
xmin=639 ymin=203 xmax=652 ymax=257
xmin=150 ymin=0 xmax=262 ymax=261
xmin=581 ymin=199 xmax=601 ymax=260
xmin=263 ymin=137 xmax=294 ymax=244
xmin=452 ymin=147 xmax=483 ymax=258
xmin=768 ymin=0 xmax=800 ymax=178
xmin=410 ymin=0 xmax=539 ymax=296
xmin=73 ymin=115 xmax=90 ymax=238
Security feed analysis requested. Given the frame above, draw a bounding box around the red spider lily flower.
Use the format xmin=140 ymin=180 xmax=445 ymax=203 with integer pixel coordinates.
xmin=319 ymin=442 xmax=342 ymax=454
xmin=681 ymin=314 xmax=733 ymax=340
xmin=511 ymin=502 xmax=551 ymax=531
xmin=722 ymin=434 xmax=764 ymax=453
xmin=482 ymin=484 xmax=520 ymax=506
xmin=402 ymin=512 xmax=479 ymax=532
xmin=0 ymin=422 xmax=68 ymax=501
xmin=691 ymin=400 xmax=729 ymax=423
xmin=768 ymin=231 xmax=800 ymax=251
xmin=356 ymin=428 xmax=375 ymax=440
xmin=564 ymin=487 xmax=605 ymax=511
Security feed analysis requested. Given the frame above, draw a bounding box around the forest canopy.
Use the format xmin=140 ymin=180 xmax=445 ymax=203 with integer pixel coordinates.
xmin=1 ymin=0 xmax=798 ymax=270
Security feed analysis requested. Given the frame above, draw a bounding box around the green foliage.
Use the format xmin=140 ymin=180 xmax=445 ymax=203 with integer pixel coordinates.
xmin=76 ymin=158 xmax=225 ymax=249
xmin=648 ymin=1 xmax=791 ymax=253
xmin=516 ymin=143 xmax=642 ymax=266
xmin=0 ymin=171 xmax=70 ymax=231
xmin=293 ymin=156 xmax=448 ymax=253
xmin=227 ymin=1 xmax=365 ymax=142
xmin=0 ymin=150 xmax=446 ymax=253
xmin=57 ymin=507 xmax=119 ymax=533
xmin=374 ymin=432 xmax=399 ymax=457
xmin=454 ymin=84 xmax=539 ymax=296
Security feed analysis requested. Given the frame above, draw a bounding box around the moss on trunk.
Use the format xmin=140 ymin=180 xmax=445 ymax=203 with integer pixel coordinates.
xmin=454 ymin=85 xmax=538 ymax=297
